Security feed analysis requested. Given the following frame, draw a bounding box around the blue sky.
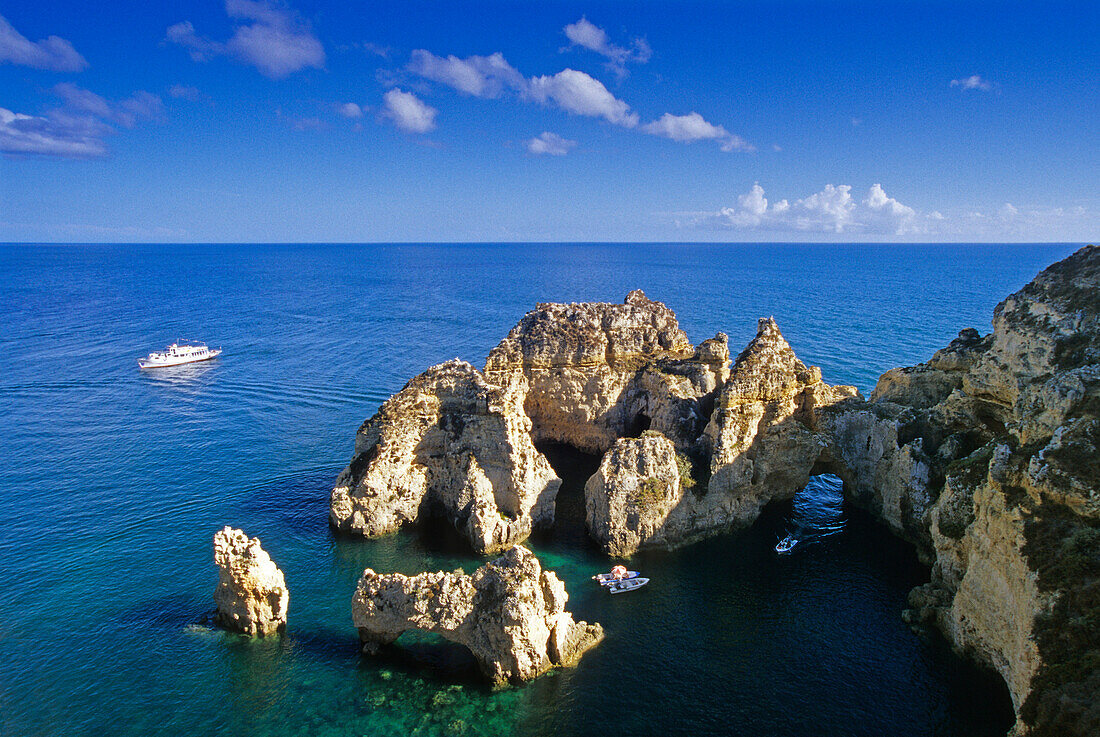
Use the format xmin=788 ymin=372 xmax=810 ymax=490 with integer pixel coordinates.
xmin=1 ymin=0 xmax=1097 ymax=242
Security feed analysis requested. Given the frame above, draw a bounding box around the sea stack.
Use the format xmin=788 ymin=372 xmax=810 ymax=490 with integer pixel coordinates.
xmin=351 ymin=545 xmax=603 ymax=685
xmin=212 ymin=526 xmax=288 ymax=636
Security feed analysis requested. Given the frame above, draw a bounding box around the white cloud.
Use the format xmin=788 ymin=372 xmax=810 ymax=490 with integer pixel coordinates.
xmin=337 ymin=102 xmax=363 ymax=118
xmin=526 ymin=69 xmax=638 ymax=127
xmin=0 ymin=14 xmax=87 ymax=71
xmin=0 ymin=107 xmax=107 ymax=157
xmin=951 ymin=74 xmax=992 ymax=91
xmin=710 ymin=183 xmax=927 ymax=235
xmin=408 ymin=50 xmax=524 ymax=98
xmin=562 ymin=17 xmax=650 ymax=75
xmin=53 ymin=83 xmax=163 ymax=128
xmin=167 ymin=0 xmax=324 ymax=79
xmin=406 ymin=50 xmax=754 ymax=149
xmin=382 ymin=89 xmax=436 ymax=133
xmin=641 ymin=111 xmax=753 ymax=152
xmin=1 ymin=85 xmax=162 ymax=159
xmin=527 ymin=131 xmax=576 ymax=156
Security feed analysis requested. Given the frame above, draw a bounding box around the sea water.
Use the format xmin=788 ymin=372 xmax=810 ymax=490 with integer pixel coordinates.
xmin=0 ymin=243 xmax=1079 ymax=736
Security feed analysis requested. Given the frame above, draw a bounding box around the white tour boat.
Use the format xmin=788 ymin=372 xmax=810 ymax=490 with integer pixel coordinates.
xmin=775 ymin=534 xmax=798 ymax=554
xmin=608 ymin=577 xmax=649 ymax=594
xmin=139 ymin=340 xmax=222 ymax=369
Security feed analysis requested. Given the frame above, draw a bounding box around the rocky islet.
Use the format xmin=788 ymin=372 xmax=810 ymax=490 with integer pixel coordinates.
xmin=329 ymin=245 xmax=1100 ymax=735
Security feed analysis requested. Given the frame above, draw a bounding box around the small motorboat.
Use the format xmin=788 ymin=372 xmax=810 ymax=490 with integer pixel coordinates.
xmin=139 ymin=340 xmax=222 ymax=369
xmin=592 ymin=566 xmax=641 ymax=585
xmin=608 ymin=577 xmax=649 ymax=594
xmin=775 ymin=534 xmax=798 ymax=554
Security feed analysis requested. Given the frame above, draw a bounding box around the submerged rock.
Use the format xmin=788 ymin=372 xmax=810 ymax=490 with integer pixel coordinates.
xmin=213 ymin=526 xmax=288 ymax=636
xmin=351 ymin=546 xmax=603 ymax=685
xmin=330 ymin=359 xmax=560 ymax=554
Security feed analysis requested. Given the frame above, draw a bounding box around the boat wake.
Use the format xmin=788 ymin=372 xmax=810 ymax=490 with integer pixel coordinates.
xmin=776 ymin=473 xmax=846 ymax=554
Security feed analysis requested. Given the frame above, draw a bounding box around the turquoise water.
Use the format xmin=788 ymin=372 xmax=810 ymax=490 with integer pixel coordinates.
xmin=0 ymin=243 xmax=1079 ymax=736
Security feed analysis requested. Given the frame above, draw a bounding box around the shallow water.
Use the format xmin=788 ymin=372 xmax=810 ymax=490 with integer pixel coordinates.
xmin=1 ymin=242 xmax=1077 ymax=736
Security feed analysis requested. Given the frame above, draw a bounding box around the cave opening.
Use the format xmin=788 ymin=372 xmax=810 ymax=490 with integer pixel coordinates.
xmin=623 ymin=412 xmax=651 ymax=438
xmin=533 ymin=442 xmax=603 ymax=549
xmin=365 ymin=629 xmax=485 ymax=685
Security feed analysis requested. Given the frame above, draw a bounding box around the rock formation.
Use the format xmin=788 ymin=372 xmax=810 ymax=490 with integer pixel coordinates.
xmin=817 ymin=245 xmax=1100 ymax=736
xmin=585 ymin=432 xmax=690 ymax=556
xmin=351 ymin=546 xmax=603 ymax=685
xmin=331 ymin=248 xmax=1100 ymax=733
xmin=484 ymin=289 xmax=729 ymax=453
xmin=330 ymin=359 xmax=561 ymax=554
xmin=213 ymin=526 xmax=288 ymax=636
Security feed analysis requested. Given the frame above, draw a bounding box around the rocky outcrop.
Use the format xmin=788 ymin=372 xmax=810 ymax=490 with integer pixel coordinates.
xmin=819 ymin=245 xmax=1100 ymax=736
xmin=484 ymin=290 xmax=729 ymax=454
xmin=330 ymin=359 xmax=561 ymax=554
xmin=581 ymin=319 xmax=858 ymax=557
xmin=585 ymin=433 xmax=690 ymax=556
xmin=351 ymin=546 xmax=603 ymax=685
xmin=213 ymin=526 xmax=288 ymax=636
xmin=702 ymin=317 xmax=859 ymax=518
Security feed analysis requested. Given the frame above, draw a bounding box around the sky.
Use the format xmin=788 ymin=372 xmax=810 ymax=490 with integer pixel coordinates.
xmin=0 ymin=0 xmax=1097 ymax=243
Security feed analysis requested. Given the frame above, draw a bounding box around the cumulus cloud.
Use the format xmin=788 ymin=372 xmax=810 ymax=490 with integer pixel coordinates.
xmin=382 ymin=89 xmax=436 ymax=133
xmin=405 ymin=49 xmax=755 ymax=148
xmin=0 ymin=85 xmax=161 ymax=159
xmin=167 ymin=0 xmax=324 ymax=79
xmin=408 ymin=50 xmax=524 ymax=98
xmin=526 ymin=69 xmax=638 ymax=126
xmin=562 ymin=17 xmax=650 ymax=76
xmin=951 ymin=74 xmax=992 ymax=91
xmin=0 ymin=14 xmax=87 ymax=71
xmin=0 ymin=107 xmax=108 ymax=157
xmin=641 ymin=112 xmax=753 ymax=152
xmin=708 ymin=183 xmax=926 ymax=235
xmin=337 ymin=102 xmax=363 ymax=118
xmin=527 ymin=131 xmax=576 ymax=156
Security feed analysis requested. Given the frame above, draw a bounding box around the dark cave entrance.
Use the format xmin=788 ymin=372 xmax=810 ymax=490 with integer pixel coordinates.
xmin=623 ymin=412 xmax=652 ymax=438
xmin=534 ymin=442 xmax=603 ymax=549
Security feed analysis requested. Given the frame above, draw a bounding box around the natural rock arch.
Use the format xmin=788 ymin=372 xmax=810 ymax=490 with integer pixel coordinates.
xmin=351 ymin=546 xmax=603 ymax=686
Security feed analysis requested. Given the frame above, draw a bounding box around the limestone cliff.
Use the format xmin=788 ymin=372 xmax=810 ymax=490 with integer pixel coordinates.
xmin=484 ymin=290 xmax=729 ymax=454
xmin=821 ymin=245 xmax=1100 ymax=736
xmin=330 ymin=359 xmax=561 ymax=554
xmin=351 ymin=546 xmax=603 ymax=685
xmin=213 ymin=526 xmax=288 ymax=636
xmin=584 ymin=433 xmax=691 ymax=556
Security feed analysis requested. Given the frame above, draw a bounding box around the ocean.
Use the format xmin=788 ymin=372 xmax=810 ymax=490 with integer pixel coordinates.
xmin=0 ymin=243 xmax=1079 ymax=736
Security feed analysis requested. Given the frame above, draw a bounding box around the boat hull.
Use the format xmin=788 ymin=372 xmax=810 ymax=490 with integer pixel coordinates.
xmin=139 ymin=349 xmax=222 ymax=369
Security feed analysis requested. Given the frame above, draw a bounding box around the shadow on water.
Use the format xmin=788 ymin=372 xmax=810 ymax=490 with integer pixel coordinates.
xmin=531 ymin=442 xmax=603 ymax=553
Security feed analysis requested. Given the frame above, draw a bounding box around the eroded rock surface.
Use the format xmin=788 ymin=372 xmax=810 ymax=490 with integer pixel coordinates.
xmin=351 ymin=546 xmax=603 ymax=685
xmin=585 ymin=433 xmax=689 ymax=556
xmin=821 ymin=245 xmax=1100 ymax=736
xmin=213 ymin=526 xmax=288 ymax=636
xmin=484 ymin=290 xmax=729 ymax=454
xmin=330 ymin=359 xmax=561 ymax=554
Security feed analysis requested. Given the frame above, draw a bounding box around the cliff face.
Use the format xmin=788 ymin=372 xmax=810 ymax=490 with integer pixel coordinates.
xmin=823 ymin=245 xmax=1100 ymax=736
xmin=330 ymin=250 xmax=1099 ymax=732
xmin=213 ymin=526 xmax=288 ymax=636
xmin=330 ymin=359 xmax=561 ymax=554
xmin=351 ymin=546 xmax=603 ymax=685
xmin=484 ymin=290 xmax=729 ymax=454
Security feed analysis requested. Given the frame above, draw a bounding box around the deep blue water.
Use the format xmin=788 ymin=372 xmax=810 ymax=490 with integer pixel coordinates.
xmin=0 ymin=243 xmax=1079 ymax=736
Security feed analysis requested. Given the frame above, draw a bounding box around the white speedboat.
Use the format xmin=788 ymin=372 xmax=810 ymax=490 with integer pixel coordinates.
xmin=593 ymin=570 xmax=641 ymax=585
xmin=775 ymin=534 xmax=798 ymax=554
xmin=608 ymin=577 xmax=649 ymax=594
xmin=139 ymin=340 xmax=222 ymax=369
